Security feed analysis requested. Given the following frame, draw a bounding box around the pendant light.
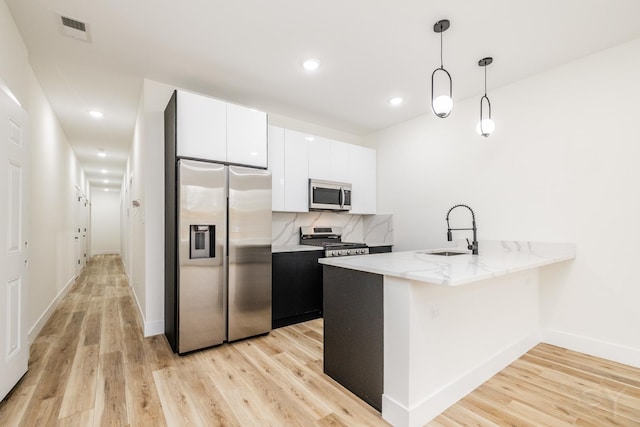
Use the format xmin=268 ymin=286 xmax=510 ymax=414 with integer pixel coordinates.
xmin=431 ymin=19 xmax=453 ymax=118
xmin=476 ymin=57 xmax=495 ymax=137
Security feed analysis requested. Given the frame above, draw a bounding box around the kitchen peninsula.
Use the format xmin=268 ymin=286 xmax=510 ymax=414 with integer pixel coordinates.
xmin=319 ymin=240 xmax=575 ymax=427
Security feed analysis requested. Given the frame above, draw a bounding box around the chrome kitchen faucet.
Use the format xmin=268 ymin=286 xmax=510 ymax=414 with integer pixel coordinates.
xmin=446 ymin=204 xmax=478 ymax=255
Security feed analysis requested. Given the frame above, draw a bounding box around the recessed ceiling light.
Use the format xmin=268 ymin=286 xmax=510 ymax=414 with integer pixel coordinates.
xmin=389 ymin=97 xmax=404 ymax=106
xmin=104 ymin=179 xmax=109 ymax=183
xmin=305 ymin=136 xmax=315 ymax=142
xmin=89 ymin=110 xmax=103 ymax=119
xmin=98 ymin=149 xmax=106 ymax=157
xmin=104 ymin=188 xmax=109 ymax=192
xmin=101 ymin=169 xmax=107 ymax=174
xmin=302 ymin=58 xmax=320 ymax=71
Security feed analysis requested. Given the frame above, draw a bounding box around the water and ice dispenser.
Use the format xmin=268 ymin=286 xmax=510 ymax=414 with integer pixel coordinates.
xmin=190 ymin=225 xmax=215 ymax=259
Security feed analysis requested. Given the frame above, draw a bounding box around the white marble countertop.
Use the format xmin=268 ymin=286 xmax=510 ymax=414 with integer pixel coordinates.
xmin=318 ymin=240 xmax=576 ymax=286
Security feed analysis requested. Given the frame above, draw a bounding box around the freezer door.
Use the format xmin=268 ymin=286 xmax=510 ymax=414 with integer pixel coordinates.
xmin=228 ymin=166 xmax=272 ymax=341
xmin=178 ymin=160 xmax=227 ymax=353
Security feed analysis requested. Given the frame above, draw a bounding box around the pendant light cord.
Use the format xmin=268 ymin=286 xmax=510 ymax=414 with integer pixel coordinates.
xmin=484 ymin=65 xmax=487 ymax=96
xmin=440 ymin=31 xmax=444 ymax=68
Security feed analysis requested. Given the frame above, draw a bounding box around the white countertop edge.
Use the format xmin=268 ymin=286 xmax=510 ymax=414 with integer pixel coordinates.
xmin=318 ymin=241 xmax=576 ymax=286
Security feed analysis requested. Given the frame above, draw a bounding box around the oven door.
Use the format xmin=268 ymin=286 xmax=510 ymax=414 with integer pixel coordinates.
xmin=309 ymin=179 xmax=350 ymax=211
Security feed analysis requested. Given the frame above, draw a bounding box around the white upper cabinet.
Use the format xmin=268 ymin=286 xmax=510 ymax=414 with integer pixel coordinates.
xmin=176 ymin=91 xmax=226 ymax=161
xmin=308 ymin=136 xmax=332 ymax=180
xmin=348 ymin=144 xmax=377 ymax=214
xmin=268 ymin=126 xmax=285 ymax=211
xmin=266 ymin=125 xmax=376 ymax=214
xmin=227 ymin=103 xmax=267 ymax=168
xmin=283 ymin=129 xmax=309 ymax=212
xmin=330 ymin=140 xmax=350 ymax=183
xmin=174 ymin=90 xmax=267 ymax=167
xmin=308 ymin=138 xmax=350 ymax=183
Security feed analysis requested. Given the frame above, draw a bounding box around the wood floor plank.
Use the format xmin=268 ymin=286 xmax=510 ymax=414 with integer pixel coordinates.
xmin=99 ymin=296 xmax=123 ymax=355
xmin=153 ymin=366 xmax=206 ymax=426
xmin=124 ymin=361 xmax=167 ymax=427
xmin=93 ymin=351 xmax=128 ymax=427
xmin=237 ymin=339 xmax=334 ymax=420
xmin=276 ymin=353 xmax=389 ymax=426
xmin=213 ymin=344 xmax=314 ymax=426
xmin=57 ymin=409 xmax=94 ymax=427
xmin=58 ymin=344 xmax=99 ymax=418
xmin=0 ymin=384 xmax=35 ymax=427
xmin=82 ymin=298 xmax=103 ymax=347
xmin=174 ymin=359 xmax=242 ymax=427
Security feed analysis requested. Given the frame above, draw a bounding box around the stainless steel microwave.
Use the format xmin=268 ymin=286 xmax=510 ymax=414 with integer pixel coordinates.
xmin=309 ymin=179 xmax=352 ymax=211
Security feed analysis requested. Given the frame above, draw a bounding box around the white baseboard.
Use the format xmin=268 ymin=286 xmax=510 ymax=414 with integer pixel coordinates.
xmin=144 ymin=319 xmax=164 ymax=337
xmin=382 ymin=333 xmax=540 ymax=427
xmin=90 ymin=250 xmax=121 ymax=256
xmin=27 ymin=274 xmax=77 ymax=344
xmin=130 ymin=281 xmax=164 ymax=338
xmin=543 ymin=329 xmax=640 ymax=368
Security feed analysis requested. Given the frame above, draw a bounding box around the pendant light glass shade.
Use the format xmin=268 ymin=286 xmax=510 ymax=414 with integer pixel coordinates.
xmin=432 ymin=94 xmax=453 ymax=117
xmin=431 ymin=20 xmax=452 ymax=118
xmin=476 ymin=117 xmax=495 ymax=136
xmin=477 ymin=57 xmax=494 ymax=137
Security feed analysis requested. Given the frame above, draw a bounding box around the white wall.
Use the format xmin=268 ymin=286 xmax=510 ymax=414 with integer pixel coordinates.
xmin=367 ymin=38 xmax=640 ymax=366
xmin=0 ymin=0 xmax=28 ymax=106
xmin=1 ymin=1 xmax=89 ymax=341
xmin=90 ymin=190 xmax=121 ymax=255
xmin=123 ymin=79 xmax=171 ymax=336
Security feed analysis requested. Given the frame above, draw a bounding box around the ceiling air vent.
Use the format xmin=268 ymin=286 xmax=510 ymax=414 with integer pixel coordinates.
xmin=57 ymin=14 xmax=91 ymax=42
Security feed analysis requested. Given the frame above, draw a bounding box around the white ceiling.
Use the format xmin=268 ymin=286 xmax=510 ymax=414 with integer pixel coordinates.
xmin=6 ymin=0 xmax=640 ymax=191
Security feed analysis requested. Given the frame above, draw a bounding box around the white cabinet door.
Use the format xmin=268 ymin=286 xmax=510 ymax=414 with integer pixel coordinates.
xmin=308 ymin=136 xmax=332 ymax=180
xmin=227 ymin=103 xmax=267 ymax=168
xmin=330 ymin=140 xmax=350 ymax=183
xmin=268 ymin=126 xmax=285 ymax=211
xmin=176 ymin=91 xmax=227 ymax=161
xmin=349 ymin=144 xmax=377 ymax=214
xmin=284 ymin=129 xmax=309 ymax=212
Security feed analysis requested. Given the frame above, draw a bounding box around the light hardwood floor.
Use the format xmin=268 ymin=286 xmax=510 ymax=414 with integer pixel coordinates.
xmin=0 ymin=255 xmax=638 ymax=426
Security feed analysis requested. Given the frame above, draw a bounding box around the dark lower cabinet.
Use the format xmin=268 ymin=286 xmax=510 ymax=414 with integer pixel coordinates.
xmin=368 ymin=245 xmax=392 ymax=254
xmin=272 ymin=251 xmax=323 ymax=328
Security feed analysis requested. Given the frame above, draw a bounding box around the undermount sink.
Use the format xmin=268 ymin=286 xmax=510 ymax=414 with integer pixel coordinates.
xmin=420 ymin=251 xmax=468 ymax=256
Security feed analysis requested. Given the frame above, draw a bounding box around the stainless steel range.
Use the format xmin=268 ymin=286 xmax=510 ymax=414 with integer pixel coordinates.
xmin=300 ymin=226 xmax=369 ymax=257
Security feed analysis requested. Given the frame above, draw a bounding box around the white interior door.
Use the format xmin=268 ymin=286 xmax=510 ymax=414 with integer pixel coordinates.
xmin=82 ymin=196 xmax=88 ymax=267
xmin=73 ymin=187 xmax=82 ymax=274
xmin=0 ymin=89 xmax=29 ymax=401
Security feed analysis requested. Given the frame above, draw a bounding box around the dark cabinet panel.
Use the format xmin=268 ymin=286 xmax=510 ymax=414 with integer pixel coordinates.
xmin=272 ymin=251 xmax=323 ymax=328
xmin=323 ymin=265 xmax=383 ymax=411
xmin=368 ymin=246 xmax=392 ymax=254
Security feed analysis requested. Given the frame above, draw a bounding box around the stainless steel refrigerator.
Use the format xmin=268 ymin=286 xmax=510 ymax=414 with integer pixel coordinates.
xmin=169 ymin=159 xmax=272 ymax=354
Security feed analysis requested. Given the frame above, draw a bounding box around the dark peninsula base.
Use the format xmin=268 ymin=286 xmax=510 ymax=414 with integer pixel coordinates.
xmin=323 ymin=265 xmax=383 ymax=411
